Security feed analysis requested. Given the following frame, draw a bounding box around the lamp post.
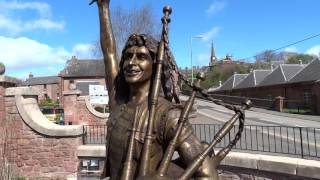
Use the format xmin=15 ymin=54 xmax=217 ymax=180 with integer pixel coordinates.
xmin=190 ymin=36 xmax=203 ymax=84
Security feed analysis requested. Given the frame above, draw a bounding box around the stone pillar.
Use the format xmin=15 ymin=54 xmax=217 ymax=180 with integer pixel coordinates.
xmin=63 ymin=90 xmax=81 ymax=125
xmin=4 ymin=87 xmax=82 ymax=178
xmin=0 ymin=75 xmax=20 ymax=123
xmin=313 ymin=83 xmax=320 ymax=115
xmin=0 ymin=75 xmax=23 ymax=176
xmin=0 ymin=82 xmax=5 ymax=122
xmin=274 ymin=96 xmax=284 ymax=112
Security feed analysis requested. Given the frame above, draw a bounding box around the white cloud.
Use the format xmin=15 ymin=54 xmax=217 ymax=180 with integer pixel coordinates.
xmin=0 ymin=36 xmax=96 ymax=79
xmin=0 ymin=1 xmax=64 ymax=35
xmin=0 ymin=1 xmax=51 ymax=17
xmin=24 ymin=19 xmax=64 ymax=31
xmin=0 ymin=36 xmax=69 ymax=69
xmin=199 ymin=26 xmax=220 ymax=41
xmin=72 ymin=44 xmax=95 ymax=59
xmin=206 ymin=1 xmax=226 ymax=15
xmin=284 ymin=46 xmax=298 ymax=53
xmin=306 ymin=45 xmax=320 ymax=57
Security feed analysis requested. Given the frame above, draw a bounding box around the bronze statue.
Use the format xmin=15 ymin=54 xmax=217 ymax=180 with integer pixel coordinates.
xmin=92 ymin=0 xmax=250 ymax=179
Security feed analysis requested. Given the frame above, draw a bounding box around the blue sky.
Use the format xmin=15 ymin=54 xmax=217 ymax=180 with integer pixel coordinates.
xmin=1 ymin=0 xmax=320 ymax=79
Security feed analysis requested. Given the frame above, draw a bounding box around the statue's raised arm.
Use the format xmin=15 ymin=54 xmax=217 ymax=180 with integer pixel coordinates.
xmin=95 ymin=0 xmax=118 ymax=110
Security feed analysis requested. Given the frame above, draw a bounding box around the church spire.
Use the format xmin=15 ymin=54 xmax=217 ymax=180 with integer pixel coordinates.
xmin=210 ymin=41 xmax=217 ymax=66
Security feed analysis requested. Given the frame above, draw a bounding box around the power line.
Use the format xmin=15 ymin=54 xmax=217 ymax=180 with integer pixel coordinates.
xmin=241 ymin=32 xmax=320 ymax=61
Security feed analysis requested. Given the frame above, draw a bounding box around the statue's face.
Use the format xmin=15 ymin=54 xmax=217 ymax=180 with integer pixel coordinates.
xmin=123 ymin=46 xmax=153 ymax=84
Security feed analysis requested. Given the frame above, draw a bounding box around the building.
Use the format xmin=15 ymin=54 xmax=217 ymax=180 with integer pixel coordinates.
xmin=21 ymin=73 xmax=60 ymax=102
xmin=212 ymin=58 xmax=320 ymax=114
xmin=59 ymin=56 xmax=106 ymax=97
xmin=209 ymin=42 xmax=217 ymax=67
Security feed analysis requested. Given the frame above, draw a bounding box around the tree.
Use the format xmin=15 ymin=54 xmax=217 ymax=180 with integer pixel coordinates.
xmin=255 ymin=50 xmax=276 ymax=63
xmin=286 ymin=54 xmax=314 ymax=64
xmin=200 ymin=64 xmax=251 ymax=89
xmin=93 ymin=4 xmax=160 ymax=58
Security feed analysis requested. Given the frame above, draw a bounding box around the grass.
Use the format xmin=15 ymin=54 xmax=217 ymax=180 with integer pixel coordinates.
xmin=283 ymin=108 xmax=311 ymax=114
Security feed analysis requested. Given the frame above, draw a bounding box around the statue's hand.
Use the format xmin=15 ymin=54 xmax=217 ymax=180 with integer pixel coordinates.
xmin=89 ymin=0 xmax=110 ymax=6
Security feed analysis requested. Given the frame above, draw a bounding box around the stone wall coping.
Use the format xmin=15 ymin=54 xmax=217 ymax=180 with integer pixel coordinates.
xmin=5 ymin=86 xmax=39 ymax=96
xmin=77 ymin=146 xmax=320 ymax=179
xmin=80 ymin=96 xmax=109 ymax=119
xmin=5 ymin=87 xmax=83 ymax=137
xmin=63 ymin=90 xmax=82 ymax=95
xmin=221 ymin=151 xmax=320 ymax=179
xmin=0 ymin=75 xmax=21 ymax=84
xmin=77 ymin=145 xmax=105 ymax=157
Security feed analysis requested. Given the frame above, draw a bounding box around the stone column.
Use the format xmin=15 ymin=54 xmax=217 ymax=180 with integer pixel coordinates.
xmin=0 ymin=75 xmax=20 ymax=123
xmin=274 ymin=96 xmax=284 ymax=112
xmin=63 ymin=90 xmax=81 ymax=125
xmin=0 ymin=82 xmax=5 ymax=122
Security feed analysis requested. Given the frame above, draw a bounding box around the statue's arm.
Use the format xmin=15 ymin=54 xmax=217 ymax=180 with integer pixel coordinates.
xmin=97 ymin=0 xmax=118 ymax=109
xmin=164 ymin=109 xmax=218 ymax=179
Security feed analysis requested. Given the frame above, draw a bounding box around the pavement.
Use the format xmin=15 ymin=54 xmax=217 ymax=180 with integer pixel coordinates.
xmin=180 ymin=95 xmax=320 ymax=127
xmin=249 ymin=107 xmax=320 ymax=122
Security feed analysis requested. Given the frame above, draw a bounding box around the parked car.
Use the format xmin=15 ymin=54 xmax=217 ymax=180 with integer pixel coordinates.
xmin=40 ymin=107 xmax=64 ymax=124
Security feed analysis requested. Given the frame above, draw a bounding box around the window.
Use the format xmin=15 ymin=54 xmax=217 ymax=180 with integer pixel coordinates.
xmin=80 ymin=159 xmax=100 ymax=171
xmin=44 ymin=84 xmax=47 ymax=89
xmin=303 ymin=89 xmax=311 ymax=104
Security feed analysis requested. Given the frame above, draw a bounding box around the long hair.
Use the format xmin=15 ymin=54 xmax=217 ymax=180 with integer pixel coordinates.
xmin=115 ymin=34 xmax=178 ymax=103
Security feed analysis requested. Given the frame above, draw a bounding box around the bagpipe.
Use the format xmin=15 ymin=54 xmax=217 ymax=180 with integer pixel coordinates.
xmin=120 ymin=5 xmax=252 ymax=180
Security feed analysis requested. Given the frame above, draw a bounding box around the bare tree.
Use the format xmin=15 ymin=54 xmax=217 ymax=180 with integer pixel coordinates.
xmin=92 ymin=4 xmax=160 ymax=59
xmin=255 ymin=50 xmax=276 ymax=63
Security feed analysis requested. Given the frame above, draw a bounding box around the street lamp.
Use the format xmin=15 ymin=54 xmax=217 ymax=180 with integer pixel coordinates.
xmin=190 ymin=35 xmax=204 ymax=84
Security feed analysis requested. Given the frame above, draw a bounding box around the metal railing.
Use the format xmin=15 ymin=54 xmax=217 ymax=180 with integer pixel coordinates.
xmin=192 ymin=124 xmax=320 ymax=159
xmin=82 ymin=124 xmax=320 ymax=159
xmin=83 ymin=125 xmax=107 ymax=144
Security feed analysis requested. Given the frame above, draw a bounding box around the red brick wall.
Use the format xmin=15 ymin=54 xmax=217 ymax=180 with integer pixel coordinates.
xmin=0 ymin=84 xmax=4 ymax=121
xmin=215 ymin=82 xmax=320 ymax=114
xmin=76 ymin=98 xmax=106 ymax=126
xmin=3 ymin=95 xmax=81 ymax=179
xmin=29 ymin=84 xmax=60 ymax=102
xmin=63 ymin=93 xmax=79 ymax=125
xmin=63 ymin=93 xmax=106 ymax=126
xmin=312 ymin=83 xmax=320 ymax=114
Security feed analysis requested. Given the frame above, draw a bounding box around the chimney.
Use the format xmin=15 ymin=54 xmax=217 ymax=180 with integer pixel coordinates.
xmin=70 ymin=56 xmax=77 ymax=64
xmin=29 ymin=72 xmax=34 ymax=78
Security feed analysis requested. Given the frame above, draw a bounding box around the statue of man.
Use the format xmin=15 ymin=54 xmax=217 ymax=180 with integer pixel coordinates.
xmin=95 ymin=0 xmax=218 ymax=179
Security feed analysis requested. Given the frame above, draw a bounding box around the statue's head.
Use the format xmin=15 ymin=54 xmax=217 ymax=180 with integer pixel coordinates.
xmin=121 ymin=34 xmax=156 ymax=85
xmin=116 ymin=34 xmax=176 ymax=102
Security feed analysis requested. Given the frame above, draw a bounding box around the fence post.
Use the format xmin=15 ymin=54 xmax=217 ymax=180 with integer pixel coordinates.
xmin=299 ymin=127 xmax=304 ymax=158
xmin=82 ymin=125 xmax=86 ymax=145
xmin=274 ymin=96 xmax=284 ymax=112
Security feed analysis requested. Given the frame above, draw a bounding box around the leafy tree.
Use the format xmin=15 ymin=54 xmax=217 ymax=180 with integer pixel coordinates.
xmin=93 ymin=4 xmax=160 ymax=58
xmin=39 ymin=98 xmax=60 ymax=108
xmin=286 ymin=54 xmax=314 ymax=64
xmin=200 ymin=64 xmax=251 ymax=89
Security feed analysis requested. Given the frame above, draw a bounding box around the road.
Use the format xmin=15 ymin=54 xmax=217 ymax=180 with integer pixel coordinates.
xmin=183 ymin=97 xmax=320 ymax=158
xmin=184 ymin=96 xmax=320 ymax=128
